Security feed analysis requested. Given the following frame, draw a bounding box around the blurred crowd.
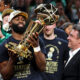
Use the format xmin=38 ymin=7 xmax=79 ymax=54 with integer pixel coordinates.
xmin=0 ymin=0 xmax=80 ymax=43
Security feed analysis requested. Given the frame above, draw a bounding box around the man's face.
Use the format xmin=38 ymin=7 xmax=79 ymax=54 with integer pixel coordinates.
xmin=43 ymin=24 xmax=56 ymax=36
xmin=3 ymin=15 xmax=10 ymax=24
xmin=35 ymin=0 xmax=43 ymax=4
xmin=4 ymin=4 xmax=10 ymax=9
xmin=11 ymin=15 xmax=27 ymax=34
xmin=0 ymin=1 xmax=5 ymax=12
xmin=67 ymin=29 xmax=80 ymax=50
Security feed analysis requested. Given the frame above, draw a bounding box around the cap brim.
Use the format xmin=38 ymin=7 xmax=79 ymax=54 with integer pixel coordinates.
xmin=17 ymin=12 xmax=28 ymax=20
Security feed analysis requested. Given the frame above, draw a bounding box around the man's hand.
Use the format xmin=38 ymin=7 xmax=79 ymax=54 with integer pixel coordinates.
xmin=27 ymin=32 xmax=39 ymax=47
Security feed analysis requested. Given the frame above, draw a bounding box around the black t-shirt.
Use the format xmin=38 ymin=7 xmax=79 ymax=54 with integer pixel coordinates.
xmin=0 ymin=36 xmax=46 ymax=80
xmin=40 ymin=37 xmax=69 ymax=80
xmin=54 ymin=28 xmax=67 ymax=41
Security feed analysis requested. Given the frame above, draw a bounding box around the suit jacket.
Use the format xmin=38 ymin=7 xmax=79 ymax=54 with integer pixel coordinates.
xmin=63 ymin=50 xmax=80 ymax=80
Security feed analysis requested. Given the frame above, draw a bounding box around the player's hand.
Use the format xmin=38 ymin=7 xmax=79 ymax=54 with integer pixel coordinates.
xmin=27 ymin=32 xmax=39 ymax=47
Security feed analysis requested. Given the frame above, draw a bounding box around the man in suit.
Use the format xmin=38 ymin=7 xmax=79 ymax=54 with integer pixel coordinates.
xmin=63 ymin=24 xmax=80 ymax=80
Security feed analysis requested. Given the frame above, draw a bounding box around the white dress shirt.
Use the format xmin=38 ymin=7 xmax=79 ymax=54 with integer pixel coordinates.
xmin=0 ymin=74 xmax=3 ymax=80
xmin=65 ymin=48 xmax=80 ymax=67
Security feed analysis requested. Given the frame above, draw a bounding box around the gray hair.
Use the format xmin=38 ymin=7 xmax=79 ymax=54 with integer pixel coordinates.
xmin=73 ymin=24 xmax=80 ymax=38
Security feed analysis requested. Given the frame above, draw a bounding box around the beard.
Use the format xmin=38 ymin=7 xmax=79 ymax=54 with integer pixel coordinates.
xmin=11 ymin=23 xmax=27 ymax=34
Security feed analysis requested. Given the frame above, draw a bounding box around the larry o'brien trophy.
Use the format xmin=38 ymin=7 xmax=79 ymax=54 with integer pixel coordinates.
xmin=5 ymin=20 xmax=44 ymax=60
xmin=5 ymin=3 xmax=59 ymax=60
